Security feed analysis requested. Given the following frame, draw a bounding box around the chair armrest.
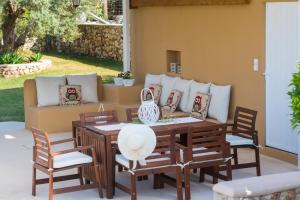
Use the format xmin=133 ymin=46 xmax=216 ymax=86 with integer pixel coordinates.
xmin=111 ymin=142 xmax=119 ymax=150
xmin=51 ymin=138 xmax=76 ymax=145
xmin=175 ymin=143 xmax=188 ymax=151
xmin=227 ymin=129 xmax=258 ymax=138
xmin=52 ymin=145 xmax=94 ymax=156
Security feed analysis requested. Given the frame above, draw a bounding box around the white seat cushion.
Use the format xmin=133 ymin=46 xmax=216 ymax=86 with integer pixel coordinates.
xmin=116 ymin=153 xmax=170 ymax=169
xmin=53 ymin=151 xmax=93 ymax=169
xmin=226 ymin=134 xmax=253 ymax=146
xmin=180 ymin=147 xmax=219 ymax=162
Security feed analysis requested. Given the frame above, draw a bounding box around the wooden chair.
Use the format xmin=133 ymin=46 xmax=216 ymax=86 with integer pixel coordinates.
xmin=79 ymin=110 xmax=118 ymax=184
xmin=179 ymin=124 xmax=232 ymax=200
xmin=125 ymin=107 xmax=148 ymax=180
xmin=113 ymin=129 xmax=183 ymax=200
xmin=31 ymin=128 xmax=103 ymax=200
xmin=226 ymin=106 xmax=260 ymax=176
xmin=77 ymin=110 xmax=118 ymax=144
xmin=126 ymin=107 xmax=139 ymax=122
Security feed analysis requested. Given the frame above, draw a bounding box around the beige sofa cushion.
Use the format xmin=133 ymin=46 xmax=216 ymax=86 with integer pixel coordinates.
xmin=67 ymin=74 xmax=99 ymax=103
xmin=213 ymin=171 xmax=300 ymax=198
xmin=174 ymin=78 xmax=193 ymax=112
xmin=35 ymin=76 xmax=66 ymax=107
xmin=208 ymin=84 xmax=231 ymax=123
xmin=144 ymin=74 xmax=165 ymax=88
xmin=160 ymin=75 xmax=180 ymax=106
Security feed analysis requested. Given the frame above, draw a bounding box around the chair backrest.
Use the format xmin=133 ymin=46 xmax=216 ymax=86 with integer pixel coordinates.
xmin=126 ymin=107 xmax=139 ymax=122
xmin=133 ymin=129 xmax=177 ymax=169
xmin=80 ymin=110 xmax=118 ymax=127
xmin=31 ymin=128 xmax=52 ymax=168
xmin=233 ymin=106 xmax=257 ymax=131
xmin=185 ymin=124 xmax=227 ymax=163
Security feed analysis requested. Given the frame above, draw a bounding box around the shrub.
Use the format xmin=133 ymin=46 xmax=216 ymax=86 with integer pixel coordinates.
xmin=288 ymin=61 xmax=300 ymax=130
xmin=0 ymin=53 xmax=26 ymax=64
xmin=29 ymin=52 xmax=43 ymax=62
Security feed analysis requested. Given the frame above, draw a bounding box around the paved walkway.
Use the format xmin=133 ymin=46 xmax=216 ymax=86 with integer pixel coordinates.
xmin=0 ymin=122 xmax=297 ymax=200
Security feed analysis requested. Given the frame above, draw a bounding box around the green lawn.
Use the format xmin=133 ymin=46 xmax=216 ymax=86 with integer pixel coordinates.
xmin=0 ymin=52 xmax=122 ymax=122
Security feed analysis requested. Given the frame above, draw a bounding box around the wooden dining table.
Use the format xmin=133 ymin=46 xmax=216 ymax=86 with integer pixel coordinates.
xmin=80 ymin=117 xmax=216 ymax=199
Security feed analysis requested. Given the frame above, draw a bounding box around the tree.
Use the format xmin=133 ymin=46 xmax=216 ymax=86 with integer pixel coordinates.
xmin=0 ymin=0 xmax=104 ymax=53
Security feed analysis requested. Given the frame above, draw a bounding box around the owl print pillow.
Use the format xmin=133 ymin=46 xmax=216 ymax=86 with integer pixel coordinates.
xmin=191 ymin=92 xmax=211 ymax=120
xmin=59 ymin=85 xmax=82 ymax=106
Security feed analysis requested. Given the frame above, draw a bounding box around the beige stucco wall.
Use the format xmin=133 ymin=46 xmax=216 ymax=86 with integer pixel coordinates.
xmin=130 ymin=0 xmax=297 ymax=164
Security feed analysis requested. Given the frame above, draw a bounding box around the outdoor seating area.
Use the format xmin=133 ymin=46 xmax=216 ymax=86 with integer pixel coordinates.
xmin=17 ymin=72 xmax=291 ymax=199
xmin=1 ymin=0 xmax=300 ymax=199
xmin=0 ymin=121 xmax=298 ymax=200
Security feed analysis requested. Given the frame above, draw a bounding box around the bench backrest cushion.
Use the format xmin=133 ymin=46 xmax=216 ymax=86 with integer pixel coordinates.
xmin=173 ymin=78 xmax=193 ymax=112
xmin=35 ymin=76 xmax=67 ymax=107
xmin=67 ymin=74 xmax=99 ymax=103
xmin=208 ymin=84 xmax=231 ymax=123
xmin=159 ymin=76 xmax=180 ymax=106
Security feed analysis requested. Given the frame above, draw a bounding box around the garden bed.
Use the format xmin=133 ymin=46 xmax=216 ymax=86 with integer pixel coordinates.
xmin=0 ymin=59 xmax=52 ymax=78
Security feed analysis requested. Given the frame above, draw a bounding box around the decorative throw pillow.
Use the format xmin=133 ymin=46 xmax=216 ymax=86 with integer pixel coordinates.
xmin=59 ymin=85 xmax=82 ymax=106
xmin=144 ymin=84 xmax=162 ymax=105
xmin=163 ymin=89 xmax=182 ymax=112
xmin=191 ymin=92 xmax=212 ymax=120
xmin=186 ymin=80 xmax=211 ymax=112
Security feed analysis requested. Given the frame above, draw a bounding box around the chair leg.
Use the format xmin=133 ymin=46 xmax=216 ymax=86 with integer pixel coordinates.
xmin=153 ymin=174 xmax=164 ymax=189
xmin=49 ymin=172 xmax=54 ymax=200
xmin=226 ymin=159 xmax=232 ymax=181
xmin=255 ymin=148 xmax=261 ymax=176
xmin=212 ymin=166 xmax=219 ymax=184
xmin=176 ymin=167 xmax=183 ymax=200
xmin=94 ymin=165 xmax=104 ymax=198
xmin=184 ymin=166 xmax=191 ymax=200
xmin=32 ymin=166 xmax=36 ymax=196
xmin=233 ymin=148 xmax=238 ymax=165
xmin=118 ymin=164 xmax=123 ymax=172
xmin=131 ymin=174 xmax=137 ymax=200
xmin=199 ymin=168 xmax=205 ymax=183
xmin=78 ymin=167 xmax=84 ymax=185
xmin=137 ymin=176 xmax=143 ymax=181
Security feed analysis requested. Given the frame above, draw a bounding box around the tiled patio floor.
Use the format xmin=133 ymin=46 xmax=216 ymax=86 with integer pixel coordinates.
xmin=0 ymin=122 xmax=297 ymax=200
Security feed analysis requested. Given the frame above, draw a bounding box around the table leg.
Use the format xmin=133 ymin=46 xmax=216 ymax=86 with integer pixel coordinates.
xmin=72 ymin=122 xmax=76 ymax=139
xmin=105 ymin=136 xmax=114 ymax=199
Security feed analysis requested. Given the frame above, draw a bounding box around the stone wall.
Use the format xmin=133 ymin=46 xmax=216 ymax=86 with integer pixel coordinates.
xmin=0 ymin=60 xmax=52 ymax=78
xmin=53 ymin=24 xmax=123 ymax=61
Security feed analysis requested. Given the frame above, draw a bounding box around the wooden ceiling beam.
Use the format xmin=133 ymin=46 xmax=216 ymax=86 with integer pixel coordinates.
xmin=130 ymin=0 xmax=251 ymax=8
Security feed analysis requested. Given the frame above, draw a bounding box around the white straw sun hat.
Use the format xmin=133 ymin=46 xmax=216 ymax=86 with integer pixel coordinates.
xmin=118 ymin=124 xmax=156 ymax=169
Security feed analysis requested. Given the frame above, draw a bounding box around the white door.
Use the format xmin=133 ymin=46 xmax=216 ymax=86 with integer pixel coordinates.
xmin=266 ymin=2 xmax=298 ymax=154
